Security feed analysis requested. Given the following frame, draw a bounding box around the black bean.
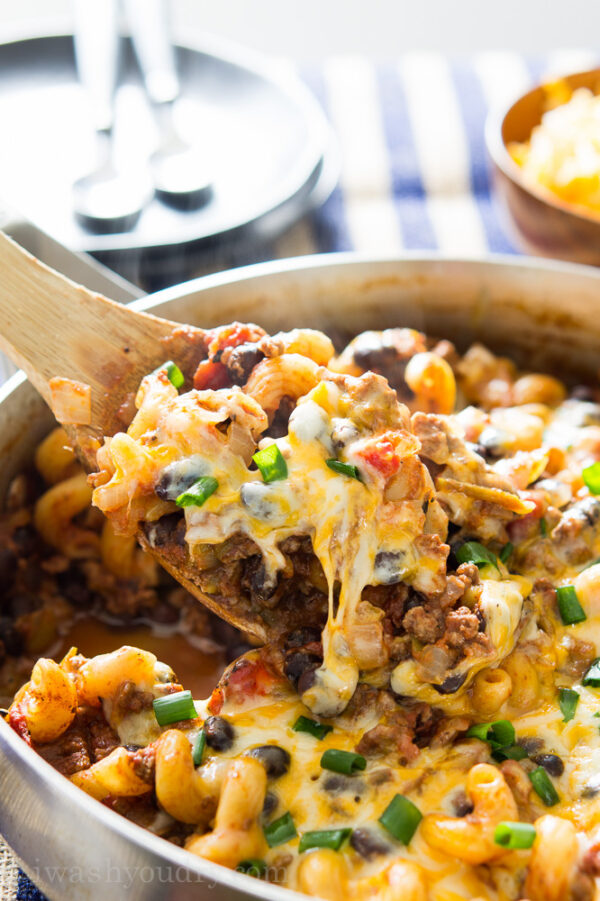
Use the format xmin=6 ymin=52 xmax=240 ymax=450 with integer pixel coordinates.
xmin=323 ymin=774 xmax=364 ymax=794
xmin=225 ymin=344 xmax=264 ymax=384
xmin=284 ymin=651 xmax=321 ymax=689
xmin=8 ymin=593 xmax=40 ymax=618
xmin=0 ymin=547 xmax=16 ymax=587
xmin=242 ymin=557 xmax=277 ymax=602
xmin=452 ymin=791 xmax=474 ymax=817
xmin=124 ymin=743 xmax=143 ymax=752
xmin=350 ymin=828 xmax=390 ymax=860
xmin=0 ymin=617 xmax=23 ymax=656
xmin=582 ymin=775 xmax=600 ymax=799
xmin=518 ymin=736 xmax=544 ymax=754
xmin=155 ymin=459 xmax=209 ymax=502
xmin=204 ymin=716 xmax=235 ymax=751
xmin=12 ymin=525 xmax=37 ymax=556
xmin=533 ymin=753 xmax=564 ymax=777
xmin=57 ymin=567 xmax=93 ymax=608
xmin=285 ymin=627 xmax=322 ymax=649
xmin=247 ymin=745 xmax=290 ymax=779
xmin=262 ymin=791 xmax=278 ymax=818
xmin=433 ymin=672 xmax=468 ymax=694
xmin=144 ymin=514 xmax=186 ymax=548
xmin=297 ymin=667 xmax=317 ymax=695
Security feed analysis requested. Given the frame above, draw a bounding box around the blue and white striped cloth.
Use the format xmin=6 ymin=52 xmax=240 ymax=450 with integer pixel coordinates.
xmin=3 ymin=49 xmax=599 ymax=900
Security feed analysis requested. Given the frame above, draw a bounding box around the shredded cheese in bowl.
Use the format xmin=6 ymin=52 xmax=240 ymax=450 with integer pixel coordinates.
xmin=510 ymin=83 xmax=600 ymax=218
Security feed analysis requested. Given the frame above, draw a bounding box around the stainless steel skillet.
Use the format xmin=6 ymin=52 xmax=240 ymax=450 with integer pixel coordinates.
xmin=1 ymin=252 xmax=600 ymax=900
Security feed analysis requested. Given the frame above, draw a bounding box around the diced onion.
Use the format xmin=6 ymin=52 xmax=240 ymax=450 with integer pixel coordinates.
xmin=49 ymin=377 xmax=92 ymax=425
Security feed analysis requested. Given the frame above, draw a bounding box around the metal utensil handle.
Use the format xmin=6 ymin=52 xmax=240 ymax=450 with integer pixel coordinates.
xmin=125 ymin=0 xmax=180 ymax=105
xmin=72 ymin=0 xmax=120 ymax=133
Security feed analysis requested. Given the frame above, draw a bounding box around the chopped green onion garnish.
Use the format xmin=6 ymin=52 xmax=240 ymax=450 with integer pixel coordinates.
xmin=583 ymin=461 xmax=600 ymax=495
xmin=155 ymin=360 xmax=184 ymax=389
xmin=379 ymin=794 xmax=422 ymax=845
xmin=582 ymin=658 xmax=600 ymax=687
xmin=153 ymin=690 xmax=198 ymax=726
xmin=192 ymin=730 xmax=206 ymax=766
xmin=556 ymin=585 xmax=586 ymax=625
xmin=466 ymin=720 xmax=515 ymax=749
xmin=559 ymin=688 xmax=579 ymax=722
xmin=264 ymin=812 xmax=297 ymax=847
xmin=176 ymin=475 xmax=218 ymax=508
xmin=292 ymin=715 xmax=333 ymax=740
xmin=499 ymin=542 xmax=513 ymax=564
xmin=236 ymin=859 xmax=267 ymax=878
xmin=326 ymin=459 xmax=361 ymax=481
xmin=456 ymin=541 xmax=499 ymax=571
xmin=492 ymin=744 xmax=528 ymax=762
xmin=594 ymin=712 xmax=600 ymax=718
xmin=252 ymin=444 xmax=288 ymax=483
xmin=298 ymin=829 xmax=351 ymax=853
xmin=529 ymin=766 xmax=560 ymax=806
xmin=540 ymin=518 xmax=548 ymax=538
xmin=494 ymin=821 xmax=536 ymax=849
xmin=320 ymin=749 xmax=366 ymax=775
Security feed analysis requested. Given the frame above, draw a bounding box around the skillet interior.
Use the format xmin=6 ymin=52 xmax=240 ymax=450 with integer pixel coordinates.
xmin=1 ymin=253 xmax=600 ymax=901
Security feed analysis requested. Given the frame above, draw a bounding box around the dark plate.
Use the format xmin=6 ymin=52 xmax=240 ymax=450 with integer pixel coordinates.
xmin=0 ymin=32 xmax=331 ymax=253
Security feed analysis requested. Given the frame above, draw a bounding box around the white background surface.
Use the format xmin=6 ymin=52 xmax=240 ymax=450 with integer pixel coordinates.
xmin=0 ymin=0 xmax=597 ymax=60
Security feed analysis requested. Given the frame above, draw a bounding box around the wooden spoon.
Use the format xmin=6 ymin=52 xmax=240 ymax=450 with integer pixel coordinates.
xmin=0 ymin=231 xmax=205 ymax=462
xmin=0 ymin=231 xmax=290 ymax=642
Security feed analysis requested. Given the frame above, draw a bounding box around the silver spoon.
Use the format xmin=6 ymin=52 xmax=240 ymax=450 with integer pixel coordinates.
xmin=72 ymin=0 xmax=152 ymax=233
xmin=125 ymin=0 xmax=213 ymax=210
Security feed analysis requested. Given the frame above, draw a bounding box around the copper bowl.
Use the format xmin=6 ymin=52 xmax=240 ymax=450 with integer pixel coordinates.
xmin=486 ymin=67 xmax=600 ymax=265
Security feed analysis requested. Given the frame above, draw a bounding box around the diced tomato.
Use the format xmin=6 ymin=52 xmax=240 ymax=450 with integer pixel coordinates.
xmin=205 ymin=323 xmax=266 ymax=357
xmin=213 ymin=656 xmax=282 ymax=711
xmin=193 ymin=359 xmax=230 ymax=390
xmin=8 ymin=704 xmax=31 ymax=746
xmin=207 ymin=686 xmax=224 ymax=715
xmin=506 ymin=489 xmax=546 ymax=542
xmin=357 ymin=434 xmax=402 ymax=480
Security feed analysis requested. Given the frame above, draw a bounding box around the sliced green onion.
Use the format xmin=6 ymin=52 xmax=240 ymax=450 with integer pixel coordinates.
xmin=492 ymin=744 xmax=528 ymax=762
xmin=326 ymin=459 xmax=361 ymax=481
xmin=594 ymin=712 xmax=600 ymax=718
xmin=494 ymin=821 xmax=536 ymax=850
xmin=529 ymin=766 xmax=560 ymax=806
xmin=456 ymin=541 xmax=499 ymax=571
xmin=583 ymin=461 xmax=600 ymax=495
xmin=378 ymin=794 xmax=422 ymax=845
xmin=499 ymin=542 xmax=514 ymax=564
xmin=292 ymin=715 xmax=333 ymax=740
xmin=556 ymin=586 xmax=586 ymax=625
xmin=540 ymin=517 xmax=548 ymax=538
xmin=264 ymin=811 xmax=297 ymax=847
xmin=155 ymin=360 xmax=184 ymax=389
xmin=192 ymin=730 xmax=206 ymax=766
xmin=253 ymin=444 xmax=288 ymax=483
xmin=236 ymin=859 xmax=267 ymax=878
xmin=298 ymin=829 xmax=351 ymax=853
xmin=176 ymin=475 xmax=218 ymax=508
xmin=466 ymin=720 xmax=516 ymax=749
xmin=320 ymin=749 xmax=366 ymax=775
xmin=582 ymin=658 xmax=600 ymax=687
xmin=153 ymin=690 xmax=198 ymax=726
xmin=559 ymin=688 xmax=579 ymax=723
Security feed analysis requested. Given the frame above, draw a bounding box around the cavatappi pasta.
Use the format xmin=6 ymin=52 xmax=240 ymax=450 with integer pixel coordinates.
xmin=7 ymin=322 xmax=600 ymax=900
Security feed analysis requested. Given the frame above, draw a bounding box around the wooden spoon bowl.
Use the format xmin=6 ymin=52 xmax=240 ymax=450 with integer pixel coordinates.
xmin=486 ymin=67 xmax=600 ymax=265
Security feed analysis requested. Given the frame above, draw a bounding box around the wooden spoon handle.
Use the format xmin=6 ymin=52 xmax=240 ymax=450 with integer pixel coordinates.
xmin=0 ymin=231 xmax=200 ymax=437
